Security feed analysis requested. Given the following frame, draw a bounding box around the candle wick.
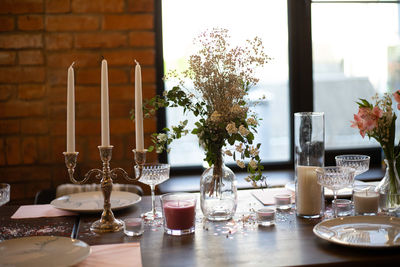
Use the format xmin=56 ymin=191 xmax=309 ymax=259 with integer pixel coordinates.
xmin=134 ymin=59 xmax=139 ymax=65
xmin=101 ymin=55 xmax=105 ymax=60
xmin=70 ymin=62 xmax=75 ymax=68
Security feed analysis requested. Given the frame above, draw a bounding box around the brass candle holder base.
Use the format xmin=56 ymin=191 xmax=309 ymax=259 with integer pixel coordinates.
xmin=63 ymin=146 xmax=147 ymax=233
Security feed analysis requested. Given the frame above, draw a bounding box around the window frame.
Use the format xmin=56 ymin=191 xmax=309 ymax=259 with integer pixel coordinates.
xmin=154 ymin=0 xmax=384 ymax=176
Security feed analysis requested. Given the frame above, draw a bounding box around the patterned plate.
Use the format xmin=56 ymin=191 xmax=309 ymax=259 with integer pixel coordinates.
xmin=51 ymin=191 xmax=141 ymax=213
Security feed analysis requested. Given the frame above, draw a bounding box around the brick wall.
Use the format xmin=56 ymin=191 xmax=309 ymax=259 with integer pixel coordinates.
xmin=0 ymin=0 xmax=158 ymax=204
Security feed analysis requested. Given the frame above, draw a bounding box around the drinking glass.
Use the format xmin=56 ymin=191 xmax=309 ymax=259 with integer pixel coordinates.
xmin=0 ymin=183 xmax=10 ymax=206
xmin=335 ymin=155 xmax=370 ymax=177
xmin=136 ymin=164 xmax=170 ymax=220
xmin=316 ymin=167 xmax=355 ymax=218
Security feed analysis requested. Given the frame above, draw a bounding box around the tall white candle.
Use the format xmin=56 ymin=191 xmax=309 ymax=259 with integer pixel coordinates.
xmin=66 ymin=62 xmax=75 ymax=152
xmin=135 ymin=60 xmax=144 ymax=151
xmin=101 ymin=59 xmax=110 ymax=147
xmin=296 ymin=165 xmax=323 ymax=216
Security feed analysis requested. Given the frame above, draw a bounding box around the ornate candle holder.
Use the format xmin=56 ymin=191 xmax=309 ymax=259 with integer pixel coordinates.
xmin=63 ymin=146 xmax=146 ymax=233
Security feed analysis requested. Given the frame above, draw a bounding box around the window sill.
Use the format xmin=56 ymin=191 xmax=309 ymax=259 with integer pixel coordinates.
xmin=158 ymin=167 xmax=385 ymax=194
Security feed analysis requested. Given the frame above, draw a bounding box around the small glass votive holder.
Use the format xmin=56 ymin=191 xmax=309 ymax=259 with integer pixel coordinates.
xmin=123 ymin=217 xmax=144 ymax=236
xmin=0 ymin=183 xmax=10 ymax=206
xmin=160 ymin=193 xmax=196 ymax=236
xmin=274 ymin=194 xmax=292 ymax=211
xmin=332 ymin=199 xmax=352 ymax=216
xmin=353 ymin=185 xmax=379 ymax=215
xmin=256 ymin=208 xmax=275 ymax=227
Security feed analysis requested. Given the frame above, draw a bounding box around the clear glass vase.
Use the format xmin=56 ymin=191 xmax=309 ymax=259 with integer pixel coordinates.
xmin=377 ymin=159 xmax=400 ymax=212
xmin=200 ymin=151 xmax=237 ymax=221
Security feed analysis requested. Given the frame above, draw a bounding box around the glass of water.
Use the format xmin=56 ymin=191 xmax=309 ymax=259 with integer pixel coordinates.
xmin=123 ymin=217 xmax=144 ymax=236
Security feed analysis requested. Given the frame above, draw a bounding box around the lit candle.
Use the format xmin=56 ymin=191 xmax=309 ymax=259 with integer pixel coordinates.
xmin=353 ymin=186 xmax=379 ymax=215
xmin=134 ymin=60 xmax=144 ymax=151
xmin=66 ymin=62 xmax=75 ymax=152
xmin=101 ymin=59 xmax=110 ymax=147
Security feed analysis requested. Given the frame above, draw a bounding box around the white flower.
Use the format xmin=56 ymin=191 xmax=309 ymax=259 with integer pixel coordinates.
xmin=157 ymin=133 xmax=168 ymax=142
xmin=236 ymin=143 xmax=244 ymax=153
xmin=224 ymin=150 xmax=232 ymax=156
xmin=236 ymin=160 xmax=245 ymax=168
xmin=249 ymin=146 xmax=259 ymax=157
xmin=226 ymin=122 xmax=238 ymax=134
xmin=210 ymin=111 xmax=222 ymax=122
xmin=246 ymin=117 xmax=257 ymax=126
xmin=230 ymin=104 xmax=243 ymax=114
xmin=249 ymin=159 xmax=257 ymax=169
xmin=156 ymin=147 xmax=163 ymax=153
xmin=239 ymin=125 xmax=249 ymax=136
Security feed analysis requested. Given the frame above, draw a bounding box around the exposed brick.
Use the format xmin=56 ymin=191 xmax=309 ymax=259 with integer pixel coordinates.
xmin=0 ymin=34 xmax=42 ymax=49
xmin=49 ymin=121 xmax=65 ymax=136
xmin=18 ymin=50 xmax=44 ymax=65
xmin=72 ymin=0 xmax=124 ymax=13
xmin=46 ymin=15 xmax=99 ymax=31
xmin=129 ymin=31 xmax=154 ymax=47
xmin=18 ymin=84 xmax=46 ymax=100
xmin=0 ymin=16 xmax=14 ymax=31
xmin=127 ymin=0 xmax=154 ymax=12
xmin=45 ymin=33 xmax=73 ymax=50
xmin=37 ymin=136 xmax=51 ymax=163
xmin=0 ymin=51 xmax=16 ymax=65
xmin=48 ymin=104 xmax=65 ymax=120
xmin=131 ymin=67 xmax=155 ymax=83
xmin=109 ymin=102 xmax=132 ymax=118
xmin=142 ymin=84 xmax=156 ymax=99
xmin=46 ymin=0 xmax=70 ymax=13
xmin=22 ymin=137 xmax=37 ymax=164
xmin=109 ymin=118 xmax=134 ymax=135
xmin=48 ymin=86 xmax=66 ymax=104
xmin=108 ymin=85 xmax=133 ymax=101
xmin=76 ymin=86 xmax=100 ymax=103
xmin=18 ymin=15 xmax=43 ymax=31
xmin=0 ymin=120 xmax=20 ymax=134
xmin=5 ymin=137 xmax=20 ymax=165
xmin=0 ymin=66 xmax=45 ymax=83
xmin=21 ymin=119 xmax=48 ymax=134
xmin=0 ymin=85 xmax=15 ymax=101
xmin=76 ymin=103 xmax=100 ymax=118
xmin=75 ymin=32 xmax=127 ymax=49
xmin=48 ymin=68 xmax=67 ymax=85
xmin=47 ymin=52 xmax=100 ymax=68
xmin=0 ymin=0 xmax=43 ymax=14
xmin=109 ymin=135 xmax=124 ymax=160
xmin=76 ymin=68 xmax=128 ymax=85
xmin=103 ymin=14 xmax=153 ymax=30
xmin=0 ymin=101 xmax=46 ymax=118
xmin=87 ymin=135 xmax=101 ymax=161
xmin=103 ymin=49 xmax=154 ymax=66
xmin=76 ymin=120 xmax=100 ymax=136
xmin=0 ymin=139 xmax=5 ymax=165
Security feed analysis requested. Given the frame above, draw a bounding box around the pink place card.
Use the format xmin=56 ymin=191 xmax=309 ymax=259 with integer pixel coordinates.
xmin=11 ymin=204 xmax=77 ymax=219
xmin=76 ymin=243 xmax=142 ymax=267
xmin=252 ymin=188 xmax=295 ymax=205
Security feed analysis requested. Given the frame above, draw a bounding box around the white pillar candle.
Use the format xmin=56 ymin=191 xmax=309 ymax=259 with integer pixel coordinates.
xmin=354 ymin=189 xmax=379 ymax=215
xmin=296 ymin=165 xmax=323 ymax=216
xmin=101 ymin=59 xmax=110 ymax=147
xmin=134 ymin=60 xmax=144 ymax=151
xmin=66 ymin=62 xmax=75 ymax=152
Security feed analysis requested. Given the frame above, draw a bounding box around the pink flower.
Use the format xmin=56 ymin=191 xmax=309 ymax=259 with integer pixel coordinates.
xmin=351 ymin=106 xmax=381 ymax=138
xmin=393 ymin=90 xmax=400 ymax=110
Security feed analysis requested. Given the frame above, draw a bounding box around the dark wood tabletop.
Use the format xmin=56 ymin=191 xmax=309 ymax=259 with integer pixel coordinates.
xmin=2 ymin=190 xmax=400 ymax=266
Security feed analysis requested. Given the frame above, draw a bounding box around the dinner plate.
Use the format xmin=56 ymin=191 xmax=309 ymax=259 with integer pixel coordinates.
xmin=313 ymin=216 xmax=400 ymax=248
xmin=51 ymin=191 xmax=141 ymax=213
xmin=285 ymin=180 xmax=366 ymax=198
xmin=0 ymin=236 xmax=90 ymax=267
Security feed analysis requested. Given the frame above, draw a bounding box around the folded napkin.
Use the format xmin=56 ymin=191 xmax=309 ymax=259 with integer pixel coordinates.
xmin=76 ymin=243 xmax=142 ymax=267
xmin=11 ymin=204 xmax=77 ymax=219
xmin=252 ymin=188 xmax=295 ymax=205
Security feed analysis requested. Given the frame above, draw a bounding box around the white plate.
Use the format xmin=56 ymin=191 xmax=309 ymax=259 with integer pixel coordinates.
xmin=0 ymin=236 xmax=90 ymax=267
xmin=285 ymin=180 xmax=366 ymax=198
xmin=51 ymin=191 xmax=141 ymax=213
xmin=313 ymin=216 xmax=400 ymax=248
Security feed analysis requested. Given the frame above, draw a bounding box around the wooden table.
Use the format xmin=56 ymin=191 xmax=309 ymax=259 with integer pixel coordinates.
xmin=2 ymin=189 xmax=400 ymax=266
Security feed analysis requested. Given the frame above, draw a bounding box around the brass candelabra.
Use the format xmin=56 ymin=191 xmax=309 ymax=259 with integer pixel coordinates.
xmin=63 ymin=146 xmax=146 ymax=233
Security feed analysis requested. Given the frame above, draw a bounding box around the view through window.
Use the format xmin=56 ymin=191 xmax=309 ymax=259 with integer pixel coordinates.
xmin=162 ymin=0 xmax=290 ymax=167
xmin=312 ymin=2 xmax=400 ymax=149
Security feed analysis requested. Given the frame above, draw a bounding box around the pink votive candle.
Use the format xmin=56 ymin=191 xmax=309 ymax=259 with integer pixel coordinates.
xmin=161 ymin=193 xmax=196 ymax=235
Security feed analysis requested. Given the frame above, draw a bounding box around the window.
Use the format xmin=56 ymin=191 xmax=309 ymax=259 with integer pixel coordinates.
xmin=161 ymin=0 xmax=290 ymax=168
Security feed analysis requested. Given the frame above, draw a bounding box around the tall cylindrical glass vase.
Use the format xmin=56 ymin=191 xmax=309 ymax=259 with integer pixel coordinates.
xmin=294 ymin=112 xmax=325 ymax=218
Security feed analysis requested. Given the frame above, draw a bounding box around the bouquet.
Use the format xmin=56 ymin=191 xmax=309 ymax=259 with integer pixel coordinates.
xmin=140 ymin=28 xmax=270 ymax=190
xmin=351 ymin=90 xmax=400 ymax=207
